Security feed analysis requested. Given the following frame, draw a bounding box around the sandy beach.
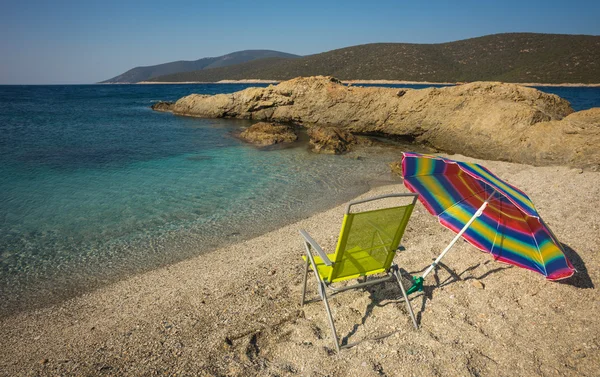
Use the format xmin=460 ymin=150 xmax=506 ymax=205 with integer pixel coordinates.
xmin=0 ymin=155 xmax=598 ymax=376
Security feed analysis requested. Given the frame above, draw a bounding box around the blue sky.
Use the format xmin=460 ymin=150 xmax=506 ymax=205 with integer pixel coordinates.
xmin=1 ymin=0 xmax=599 ymax=84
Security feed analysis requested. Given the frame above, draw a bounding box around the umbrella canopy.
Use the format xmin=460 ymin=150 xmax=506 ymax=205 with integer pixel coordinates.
xmin=401 ymin=152 xmax=575 ymax=281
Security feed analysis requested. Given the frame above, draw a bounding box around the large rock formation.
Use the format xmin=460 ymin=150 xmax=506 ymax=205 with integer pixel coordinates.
xmin=156 ymin=76 xmax=600 ymax=168
xmin=238 ymin=122 xmax=297 ymax=146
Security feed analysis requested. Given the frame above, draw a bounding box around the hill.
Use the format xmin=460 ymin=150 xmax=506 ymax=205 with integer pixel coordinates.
xmin=148 ymin=33 xmax=600 ymax=84
xmin=100 ymin=50 xmax=300 ymax=83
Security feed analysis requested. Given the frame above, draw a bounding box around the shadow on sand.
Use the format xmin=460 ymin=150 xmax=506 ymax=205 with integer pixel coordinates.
xmin=558 ymin=243 xmax=594 ymax=289
xmin=325 ymin=245 xmax=592 ymax=347
xmin=405 ymin=261 xmax=512 ymax=326
xmin=338 ymin=260 xmax=511 ymax=346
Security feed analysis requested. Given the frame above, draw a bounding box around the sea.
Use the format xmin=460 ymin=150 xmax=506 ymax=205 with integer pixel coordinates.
xmin=1 ymin=83 xmax=598 ymax=316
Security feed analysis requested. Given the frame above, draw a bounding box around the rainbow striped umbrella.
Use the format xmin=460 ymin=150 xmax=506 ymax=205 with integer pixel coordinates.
xmin=401 ymin=152 xmax=574 ymax=284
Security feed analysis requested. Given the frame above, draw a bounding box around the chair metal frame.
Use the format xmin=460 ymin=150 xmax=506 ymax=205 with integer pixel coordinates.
xmin=299 ymin=193 xmax=419 ymax=352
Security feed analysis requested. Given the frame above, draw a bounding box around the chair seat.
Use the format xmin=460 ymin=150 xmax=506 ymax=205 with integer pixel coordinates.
xmin=303 ymin=249 xmax=388 ymax=283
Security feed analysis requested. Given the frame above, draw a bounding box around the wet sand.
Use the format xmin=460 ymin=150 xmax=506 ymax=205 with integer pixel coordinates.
xmin=0 ymin=155 xmax=598 ymax=376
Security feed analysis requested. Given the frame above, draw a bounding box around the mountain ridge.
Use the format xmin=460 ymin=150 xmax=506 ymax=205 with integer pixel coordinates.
xmin=147 ymin=33 xmax=600 ymax=84
xmin=100 ymin=50 xmax=301 ymax=83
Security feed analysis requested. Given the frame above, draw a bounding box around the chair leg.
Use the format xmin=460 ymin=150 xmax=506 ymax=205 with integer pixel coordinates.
xmin=320 ymin=282 xmax=341 ymax=353
xmin=393 ymin=267 xmax=418 ymax=329
xmin=301 ymin=258 xmax=309 ymax=306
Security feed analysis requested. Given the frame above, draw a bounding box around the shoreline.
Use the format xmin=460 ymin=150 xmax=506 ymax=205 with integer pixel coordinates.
xmin=1 ymin=155 xmax=598 ymax=376
xmin=130 ymin=79 xmax=600 ymax=87
xmin=0 ymin=139 xmax=409 ymax=318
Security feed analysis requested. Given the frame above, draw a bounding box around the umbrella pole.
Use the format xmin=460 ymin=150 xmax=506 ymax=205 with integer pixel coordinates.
xmin=422 ymin=191 xmax=496 ymax=280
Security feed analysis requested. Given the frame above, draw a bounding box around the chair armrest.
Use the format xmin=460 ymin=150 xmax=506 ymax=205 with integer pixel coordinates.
xmin=299 ymin=229 xmax=333 ymax=266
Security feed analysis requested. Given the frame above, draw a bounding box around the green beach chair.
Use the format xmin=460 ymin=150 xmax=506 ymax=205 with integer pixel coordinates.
xmin=299 ymin=193 xmax=419 ymax=352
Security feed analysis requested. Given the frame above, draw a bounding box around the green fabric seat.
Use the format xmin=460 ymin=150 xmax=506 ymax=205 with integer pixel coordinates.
xmin=299 ymin=193 xmax=420 ymax=352
xmin=302 ymin=249 xmax=388 ymax=283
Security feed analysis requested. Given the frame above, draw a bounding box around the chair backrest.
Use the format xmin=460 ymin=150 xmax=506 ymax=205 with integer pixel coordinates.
xmin=328 ymin=193 xmax=417 ymax=282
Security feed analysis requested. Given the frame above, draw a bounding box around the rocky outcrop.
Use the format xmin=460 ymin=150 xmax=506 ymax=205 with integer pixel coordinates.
xmin=516 ymin=108 xmax=600 ymax=170
xmin=239 ymin=122 xmax=297 ymax=146
xmin=151 ymin=101 xmax=174 ymax=112
xmin=307 ymin=126 xmax=356 ymax=154
xmin=156 ymin=76 xmax=600 ymax=168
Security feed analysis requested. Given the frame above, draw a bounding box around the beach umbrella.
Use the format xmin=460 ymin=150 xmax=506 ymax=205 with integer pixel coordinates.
xmin=401 ymin=152 xmax=575 ymax=292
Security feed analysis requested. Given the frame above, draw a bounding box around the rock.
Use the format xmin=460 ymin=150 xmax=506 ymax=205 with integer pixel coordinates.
xmin=151 ymin=101 xmax=173 ymax=112
xmin=156 ymin=76 xmax=600 ymax=168
xmin=471 ymin=280 xmax=485 ymax=289
xmin=238 ymin=122 xmax=297 ymax=146
xmin=516 ymin=108 xmax=600 ymax=170
xmin=307 ymin=126 xmax=356 ymax=154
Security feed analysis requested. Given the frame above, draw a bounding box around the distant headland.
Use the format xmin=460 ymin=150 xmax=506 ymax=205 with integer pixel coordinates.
xmin=102 ymin=33 xmax=600 ymax=85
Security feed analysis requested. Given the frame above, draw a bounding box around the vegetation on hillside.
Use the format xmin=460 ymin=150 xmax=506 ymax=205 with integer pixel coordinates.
xmin=101 ymin=50 xmax=300 ymax=83
xmin=149 ymin=33 xmax=600 ymax=84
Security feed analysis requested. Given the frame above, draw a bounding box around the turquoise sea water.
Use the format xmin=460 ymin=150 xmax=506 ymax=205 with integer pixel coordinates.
xmin=0 ymin=84 xmax=408 ymax=315
xmin=0 ymin=84 xmax=598 ymax=316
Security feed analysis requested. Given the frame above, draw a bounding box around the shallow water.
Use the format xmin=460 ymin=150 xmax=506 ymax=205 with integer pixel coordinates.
xmin=1 ymin=83 xmax=597 ymax=316
xmin=0 ymin=84 xmax=416 ymax=316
